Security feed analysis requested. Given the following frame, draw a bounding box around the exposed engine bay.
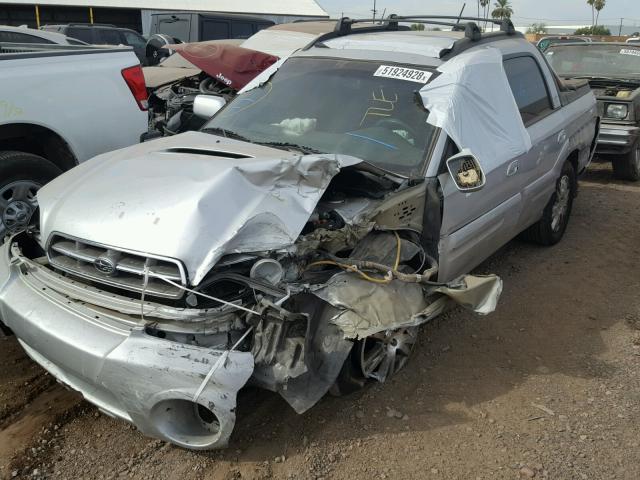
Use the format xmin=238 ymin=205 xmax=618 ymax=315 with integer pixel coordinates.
xmin=588 ymin=79 xmax=640 ymax=99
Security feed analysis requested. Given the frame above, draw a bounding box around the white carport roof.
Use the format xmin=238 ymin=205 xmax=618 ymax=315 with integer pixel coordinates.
xmin=3 ymin=0 xmax=329 ymax=17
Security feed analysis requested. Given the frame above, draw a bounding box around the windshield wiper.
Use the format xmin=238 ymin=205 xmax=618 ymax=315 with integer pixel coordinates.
xmin=566 ymin=75 xmax=636 ymax=83
xmin=254 ymin=141 xmax=322 ymax=155
xmin=201 ymin=127 xmax=252 ymax=143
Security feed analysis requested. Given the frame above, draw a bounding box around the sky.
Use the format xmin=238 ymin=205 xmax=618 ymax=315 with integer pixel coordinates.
xmin=316 ymin=0 xmax=640 ymax=27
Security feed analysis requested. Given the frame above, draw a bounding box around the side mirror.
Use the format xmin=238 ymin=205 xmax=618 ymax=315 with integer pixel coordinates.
xmin=446 ymin=149 xmax=486 ymax=192
xmin=193 ymin=95 xmax=226 ymax=119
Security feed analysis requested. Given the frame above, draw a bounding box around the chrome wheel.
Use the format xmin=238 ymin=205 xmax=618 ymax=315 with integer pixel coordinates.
xmin=0 ymin=180 xmax=40 ymax=239
xmin=550 ymin=175 xmax=570 ymax=233
xmin=358 ymin=327 xmax=418 ymax=383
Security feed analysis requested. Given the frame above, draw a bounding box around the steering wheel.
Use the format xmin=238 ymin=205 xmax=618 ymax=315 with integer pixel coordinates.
xmin=374 ymin=117 xmax=420 ymax=145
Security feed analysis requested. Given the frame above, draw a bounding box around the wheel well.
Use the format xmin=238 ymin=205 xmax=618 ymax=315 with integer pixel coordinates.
xmin=0 ymin=123 xmax=77 ymax=172
xmin=566 ymin=149 xmax=579 ymax=174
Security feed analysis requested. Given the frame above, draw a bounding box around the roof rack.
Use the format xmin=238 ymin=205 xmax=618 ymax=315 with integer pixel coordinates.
xmin=303 ymin=14 xmax=517 ymax=53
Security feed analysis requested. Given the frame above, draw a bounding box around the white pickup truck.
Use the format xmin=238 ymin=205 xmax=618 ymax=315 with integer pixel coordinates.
xmin=0 ymin=43 xmax=148 ymax=238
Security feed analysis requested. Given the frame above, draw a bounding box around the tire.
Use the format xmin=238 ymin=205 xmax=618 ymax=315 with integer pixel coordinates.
xmin=522 ymin=161 xmax=576 ymax=246
xmin=612 ymin=142 xmax=640 ymax=181
xmin=0 ymin=151 xmax=62 ymax=240
xmin=330 ymin=327 xmax=418 ymax=396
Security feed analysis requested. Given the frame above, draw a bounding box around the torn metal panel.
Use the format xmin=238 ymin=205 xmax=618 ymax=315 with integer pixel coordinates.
xmin=36 ymin=132 xmax=361 ymax=285
xmin=419 ymin=47 xmax=532 ymax=169
xmin=251 ymin=295 xmax=353 ymax=414
xmin=313 ymin=272 xmax=503 ymax=339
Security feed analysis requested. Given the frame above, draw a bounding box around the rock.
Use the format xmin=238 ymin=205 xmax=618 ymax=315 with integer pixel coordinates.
xmin=355 ymin=410 xmax=365 ymax=419
xmin=519 ymin=466 xmax=536 ymax=478
xmin=11 ymin=471 xmax=19 ymax=478
xmin=386 ymin=408 xmax=403 ymax=419
xmin=430 ymin=468 xmax=439 ymax=474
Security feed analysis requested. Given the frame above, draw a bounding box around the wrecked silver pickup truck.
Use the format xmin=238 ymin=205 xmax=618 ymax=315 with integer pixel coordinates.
xmin=0 ymin=16 xmax=597 ymax=450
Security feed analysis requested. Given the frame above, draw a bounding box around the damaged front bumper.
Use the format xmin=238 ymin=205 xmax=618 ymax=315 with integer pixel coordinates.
xmin=0 ymin=233 xmax=504 ymax=450
xmin=0 ymin=240 xmax=253 ymax=450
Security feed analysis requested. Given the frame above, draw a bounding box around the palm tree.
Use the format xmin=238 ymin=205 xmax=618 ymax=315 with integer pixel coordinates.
xmin=480 ymin=0 xmax=490 ymax=29
xmin=587 ymin=0 xmax=595 ymax=27
xmin=491 ymin=0 xmax=513 ymax=20
xmin=594 ymin=0 xmax=606 ymax=28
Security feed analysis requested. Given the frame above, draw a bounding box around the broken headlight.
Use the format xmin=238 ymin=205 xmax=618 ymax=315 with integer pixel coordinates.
xmin=605 ymin=103 xmax=628 ymax=120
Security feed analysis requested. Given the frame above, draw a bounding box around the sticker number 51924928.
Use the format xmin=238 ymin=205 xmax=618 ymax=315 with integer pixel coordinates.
xmin=374 ymin=65 xmax=433 ymax=84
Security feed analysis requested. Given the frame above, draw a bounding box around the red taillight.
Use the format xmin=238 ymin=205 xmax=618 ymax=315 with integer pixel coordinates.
xmin=121 ymin=65 xmax=148 ymax=111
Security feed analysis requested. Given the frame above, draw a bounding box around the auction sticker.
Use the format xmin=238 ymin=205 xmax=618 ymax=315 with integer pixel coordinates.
xmin=374 ymin=65 xmax=433 ymax=84
xmin=620 ymin=48 xmax=640 ymax=56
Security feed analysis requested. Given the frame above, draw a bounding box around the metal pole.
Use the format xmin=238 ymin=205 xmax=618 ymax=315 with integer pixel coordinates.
xmin=34 ymin=5 xmax=40 ymax=28
xmin=619 ymin=18 xmax=623 ymax=37
xmin=372 ymin=0 xmax=377 ymax=24
xmin=89 ymin=7 xmax=94 ymax=24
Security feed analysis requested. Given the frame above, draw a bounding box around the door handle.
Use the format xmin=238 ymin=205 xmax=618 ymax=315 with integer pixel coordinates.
xmin=506 ymin=160 xmax=519 ymax=177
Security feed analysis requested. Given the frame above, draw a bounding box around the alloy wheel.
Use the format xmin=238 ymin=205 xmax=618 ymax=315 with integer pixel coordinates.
xmin=0 ymin=180 xmax=40 ymax=239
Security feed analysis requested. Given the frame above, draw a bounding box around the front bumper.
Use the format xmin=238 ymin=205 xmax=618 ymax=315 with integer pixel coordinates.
xmin=597 ymin=123 xmax=640 ymax=154
xmin=0 ymin=240 xmax=254 ymax=450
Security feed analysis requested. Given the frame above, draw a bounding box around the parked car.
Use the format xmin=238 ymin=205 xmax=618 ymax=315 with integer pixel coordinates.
xmin=626 ymin=37 xmax=640 ymax=44
xmin=0 ymin=24 xmax=87 ymax=45
xmin=545 ymin=42 xmax=640 ymax=180
xmin=149 ymin=12 xmax=274 ymax=43
xmin=537 ymin=35 xmax=592 ymax=52
xmin=0 ymin=43 xmax=149 ymax=240
xmin=41 ymin=23 xmax=147 ymax=63
xmin=0 ymin=15 xmax=597 ymax=450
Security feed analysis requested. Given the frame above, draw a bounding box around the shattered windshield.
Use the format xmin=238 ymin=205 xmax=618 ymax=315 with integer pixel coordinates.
xmin=203 ymin=57 xmax=437 ymax=177
xmin=545 ymin=44 xmax=640 ymax=79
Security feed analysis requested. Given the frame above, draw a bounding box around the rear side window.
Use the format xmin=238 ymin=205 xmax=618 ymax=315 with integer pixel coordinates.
xmin=504 ymin=56 xmax=552 ymax=124
xmin=66 ymin=27 xmax=93 ymax=43
xmin=201 ymin=20 xmax=229 ymax=40
xmin=231 ymin=22 xmax=253 ymax=39
xmin=122 ymin=31 xmax=146 ymax=48
xmin=95 ymin=29 xmax=122 ymax=45
xmin=0 ymin=31 xmax=54 ymax=43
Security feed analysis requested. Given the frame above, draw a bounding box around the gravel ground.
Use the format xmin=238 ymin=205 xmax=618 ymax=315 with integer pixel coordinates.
xmin=1 ymin=161 xmax=639 ymax=480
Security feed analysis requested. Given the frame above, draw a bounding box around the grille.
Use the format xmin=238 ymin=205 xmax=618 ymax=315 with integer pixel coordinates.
xmin=47 ymin=234 xmax=187 ymax=299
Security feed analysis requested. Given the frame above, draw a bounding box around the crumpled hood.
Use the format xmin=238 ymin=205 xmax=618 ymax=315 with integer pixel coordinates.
xmin=38 ymin=131 xmax=361 ymax=285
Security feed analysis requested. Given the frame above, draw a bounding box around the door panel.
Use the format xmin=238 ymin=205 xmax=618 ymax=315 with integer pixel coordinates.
xmin=437 ymin=156 xmax=523 ymax=282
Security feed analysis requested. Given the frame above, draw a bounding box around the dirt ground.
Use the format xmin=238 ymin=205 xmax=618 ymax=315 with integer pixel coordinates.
xmin=1 ymin=161 xmax=639 ymax=480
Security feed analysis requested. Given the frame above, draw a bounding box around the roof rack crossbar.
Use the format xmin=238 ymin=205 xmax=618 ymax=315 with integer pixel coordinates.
xmin=302 ymin=14 xmax=516 ymax=51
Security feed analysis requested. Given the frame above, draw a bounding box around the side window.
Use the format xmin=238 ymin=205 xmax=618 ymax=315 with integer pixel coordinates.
xmin=503 ymin=56 xmax=553 ymax=124
xmin=231 ymin=22 xmax=253 ymax=39
xmin=201 ymin=20 xmax=229 ymax=40
xmin=0 ymin=32 xmax=54 ymax=43
xmin=66 ymin=27 xmax=93 ymax=44
xmin=122 ymin=31 xmax=146 ymax=48
xmin=96 ymin=29 xmax=122 ymax=45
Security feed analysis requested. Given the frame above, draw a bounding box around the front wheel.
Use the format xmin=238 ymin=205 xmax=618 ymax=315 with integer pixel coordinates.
xmin=330 ymin=326 xmax=418 ymax=396
xmin=0 ymin=151 xmax=62 ymax=240
xmin=522 ymin=161 xmax=576 ymax=246
xmin=612 ymin=142 xmax=640 ymax=181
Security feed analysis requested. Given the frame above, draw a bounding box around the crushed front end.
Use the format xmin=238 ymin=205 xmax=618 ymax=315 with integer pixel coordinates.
xmin=0 ymin=142 xmax=502 ymax=450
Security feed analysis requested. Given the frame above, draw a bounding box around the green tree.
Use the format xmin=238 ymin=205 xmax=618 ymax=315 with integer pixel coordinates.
xmin=526 ymin=23 xmax=548 ymax=34
xmin=574 ymin=25 xmax=611 ymax=35
xmin=491 ymin=0 xmax=514 ymax=20
xmin=410 ymin=23 xmax=425 ymax=31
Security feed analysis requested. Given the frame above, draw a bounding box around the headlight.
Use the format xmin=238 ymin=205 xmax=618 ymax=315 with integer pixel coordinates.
xmin=250 ymin=258 xmax=284 ymax=285
xmin=605 ymin=103 xmax=628 ymax=119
